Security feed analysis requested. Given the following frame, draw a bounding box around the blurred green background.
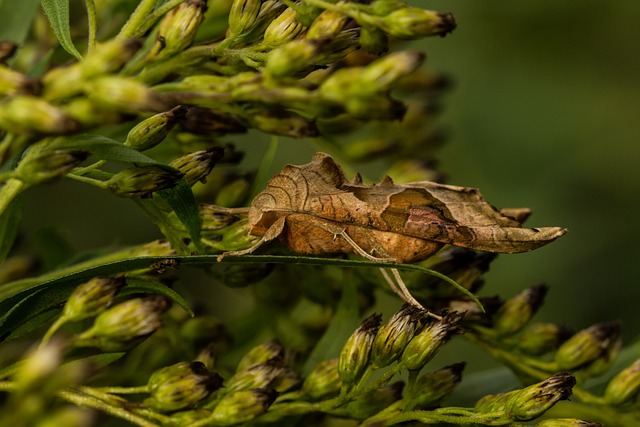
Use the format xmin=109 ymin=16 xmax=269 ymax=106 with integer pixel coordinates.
xmin=19 ymin=0 xmax=640 ymax=345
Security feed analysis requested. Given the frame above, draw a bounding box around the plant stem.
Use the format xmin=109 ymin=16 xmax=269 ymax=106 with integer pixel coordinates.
xmin=84 ymin=0 xmax=97 ymax=52
xmin=0 ymin=179 xmax=28 ymax=216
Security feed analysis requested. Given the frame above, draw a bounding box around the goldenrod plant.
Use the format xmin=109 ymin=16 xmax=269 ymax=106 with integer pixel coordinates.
xmin=0 ymin=1 xmax=637 ymax=426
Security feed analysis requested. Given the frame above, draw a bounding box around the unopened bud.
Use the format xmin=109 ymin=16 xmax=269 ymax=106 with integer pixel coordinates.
xmin=303 ymin=358 xmax=341 ymax=399
xmin=262 ymin=7 xmax=306 ymax=47
xmin=232 ymin=1 xmax=288 ymax=44
xmin=179 ymin=106 xmax=247 ymax=135
xmin=237 ymin=340 xmax=285 ymax=372
xmin=16 ymin=149 xmax=89 ymax=184
xmin=75 ymin=295 xmax=170 ymax=351
xmin=42 ymin=64 xmax=84 ymax=100
xmin=209 ymin=219 xmax=260 ymax=252
xmin=195 ymin=343 xmax=217 ymax=372
xmin=507 ymin=373 xmax=575 ymax=421
xmin=125 ymin=106 xmax=186 ymax=151
xmin=63 ymin=98 xmax=121 ymax=127
xmin=271 ymin=369 xmax=301 ymax=393
xmin=0 ymin=65 xmax=39 ymax=96
xmin=86 ymin=76 xmax=166 ymax=113
xmin=307 ymin=10 xmax=350 ymax=39
xmin=407 ymin=362 xmax=465 ymax=409
xmin=150 ymin=0 xmax=207 ymax=61
xmin=169 ymin=148 xmax=224 ymax=186
xmin=246 ymin=109 xmax=319 ymax=138
xmin=338 ymin=313 xmax=381 ymax=385
xmin=199 ymin=205 xmax=237 ymax=231
xmin=225 ymin=360 xmax=285 ymax=392
xmin=228 ymin=0 xmax=262 ymax=37
xmin=266 ymin=39 xmax=322 ymax=78
xmin=81 ymin=38 xmax=141 ymax=77
xmin=493 ymin=284 xmax=548 ymax=337
xmin=107 ymin=165 xmax=184 ymax=198
xmin=145 ymin=361 xmax=223 ymax=412
xmin=209 ymin=388 xmax=278 ymax=426
xmin=371 ymin=304 xmax=426 ymax=368
xmin=0 ymin=96 xmax=79 ymax=134
xmin=360 ymin=51 xmax=425 ymax=92
xmin=603 ymin=359 xmax=640 ymax=406
xmin=534 ymin=419 xmax=605 ymax=427
xmin=555 ymin=321 xmax=621 ymax=371
xmin=62 ymin=277 xmax=125 ymax=322
xmin=399 ymin=312 xmax=463 ymax=371
xmin=363 ymin=8 xmax=456 ymax=40
xmin=516 ymin=323 xmax=573 ymax=356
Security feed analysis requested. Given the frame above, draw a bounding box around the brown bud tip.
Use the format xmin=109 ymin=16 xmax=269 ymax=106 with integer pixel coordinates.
xmin=438 ymin=13 xmax=457 ymax=36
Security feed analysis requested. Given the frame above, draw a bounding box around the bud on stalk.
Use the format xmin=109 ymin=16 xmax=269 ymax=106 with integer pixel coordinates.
xmin=149 ymin=0 xmax=207 ymax=61
xmin=307 ymin=10 xmax=350 ymax=40
xmin=371 ymin=304 xmax=426 ymax=368
xmin=360 ymin=8 xmax=456 ymax=40
xmin=262 ymin=7 xmax=307 ymax=47
xmin=86 ymin=76 xmax=167 ymax=113
xmin=554 ymin=321 xmax=621 ymax=371
xmin=62 ymin=276 xmax=125 ymax=322
xmin=236 ymin=340 xmax=285 ymax=372
xmin=0 ymin=65 xmax=39 ymax=96
xmin=81 ymin=38 xmax=141 ymax=77
xmin=534 ymin=419 xmax=605 ymax=427
xmin=145 ymin=361 xmax=223 ymax=412
xmin=338 ymin=313 xmax=381 ymax=385
xmin=107 ymin=165 xmax=184 ymax=198
xmin=603 ymin=359 xmax=640 ymax=406
xmin=125 ymin=106 xmax=187 ymax=151
xmin=227 ymin=0 xmax=262 ymax=38
xmin=407 ymin=362 xmax=465 ymax=409
xmin=493 ymin=284 xmax=548 ymax=337
xmin=516 ymin=323 xmax=573 ymax=356
xmin=169 ymin=147 xmax=224 ymax=186
xmin=16 ymin=149 xmax=89 ymax=184
xmin=208 ymin=389 xmax=278 ymax=426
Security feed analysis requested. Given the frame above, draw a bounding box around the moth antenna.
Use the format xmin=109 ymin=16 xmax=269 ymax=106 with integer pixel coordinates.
xmin=386 ymin=268 xmax=442 ymax=320
xmin=206 ymin=205 xmax=251 ymax=215
xmin=380 ymin=175 xmax=394 ymax=186
xmin=352 ymin=172 xmax=363 ymax=184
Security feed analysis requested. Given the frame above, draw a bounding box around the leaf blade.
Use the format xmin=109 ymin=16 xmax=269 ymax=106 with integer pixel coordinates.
xmin=40 ymin=0 xmax=83 ymax=60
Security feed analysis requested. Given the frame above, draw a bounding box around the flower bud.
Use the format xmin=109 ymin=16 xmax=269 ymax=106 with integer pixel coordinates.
xmin=225 ymin=360 xmax=285 ymax=392
xmin=507 ymin=372 xmax=576 ymax=421
xmin=16 ymin=149 xmax=89 ymax=184
xmin=555 ymin=321 xmax=621 ymax=371
xmin=307 ymin=10 xmax=350 ymax=39
xmin=407 ymin=362 xmax=465 ymax=409
xmin=227 ymin=0 xmax=262 ymax=38
xmin=0 ymin=96 xmax=79 ymax=134
xmin=603 ymin=359 xmax=640 ymax=406
xmin=360 ymin=51 xmax=425 ymax=92
xmin=262 ymin=7 xmax=306 ymax=47
xmin=75 ymin=295 xmax=171 ymax=351
xmin=145 ymin=361 xmax=223 ymax=412
xmin=474 ymin=373 xmax=575 ymax=421
xmin=42 ymin=64 xmax=84 ymax=100
xmin=209 ymin=219 xmax=260 ymax=252
xmin=236 ymin=340 xmax=285 ymax=372
xmin=303 ymin=358 xmax=341 ymax=399
xmin=125 ymin=106 xmax=187 ymax=151
xmin=246 ymin=108 xmax=319 ymax=138
xmin=232 ymin=1 xmax=288 ymax=44
xmin=266 ymin=39 xmax=322 ymax=78
xmin=81 ymin=38 xmax=141 ymax=77
xmin=399 ymin=312 xmax=463 ymax=371
xmin=516 ymin=323 xmax=573 ymax=356
xmin=169 ymin=147 xmax=224 ymax=186
xmin=371 ymin=304 xmax=426 ymax=368
xmin=271 ymin=369 xmax=301 ymax=393
xmin=209 ymin=388 xmax=278 ymax=426
xmin=534 ymin=419 xmax=605 ymax=427
xmin=63 ymin=98 xmax=121 ymax=127
xmin=62 ymin=277 xmax=125 ymax=322
xmin=0 ymin=65 xmax=40 ymax=96
xmin=107 ymin=165 xmax=184 ymax=198
xmin=86 ymin=76 xmax=167 ymax=113
xmin=195 ymin=343 xmax=217 ymax=372
xmin=199 ymin=205 xmax=237 ymax=231
xmin=363 ymin=8 xmax=456 ymax=40
xmin=150 ymin=0 xmax=207 ymax=61
xmin=178 ymin=106 xmax=247 ymax=135
xmin=493 ymin=284 xmax=548 ymax=337
xmin=339 ymin=313 xmax=381 ymax=385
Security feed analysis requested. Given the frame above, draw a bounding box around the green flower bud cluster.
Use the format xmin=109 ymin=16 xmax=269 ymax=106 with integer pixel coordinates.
xmin=15 ymin=145 xmax=89 ymax=185
xmin=106 ymin=165 xmax=184 ymax=198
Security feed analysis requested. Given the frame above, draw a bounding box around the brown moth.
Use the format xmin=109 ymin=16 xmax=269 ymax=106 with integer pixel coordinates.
xmin=219 ymin=152 xmax=566 ymax=306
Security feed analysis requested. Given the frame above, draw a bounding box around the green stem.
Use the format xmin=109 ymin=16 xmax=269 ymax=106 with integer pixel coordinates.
xmin=118 ymin=0 xmax=184 ymax=39
xmin=93 ymin=385 xmax=150 ymax=395
xmin=0 ymin=179 xmax=28 ymax=216
xmin=84 ymin=0 xmax=97 ymax=52
xmin=66 ymin=172 xmax=109 ymax=189
xmin=39 ymin=316 xmax=67 ymax=348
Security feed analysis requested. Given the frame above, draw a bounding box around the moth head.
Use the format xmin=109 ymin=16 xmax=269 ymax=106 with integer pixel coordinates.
xmin=248 ymin=193 xmax=278 ymax=234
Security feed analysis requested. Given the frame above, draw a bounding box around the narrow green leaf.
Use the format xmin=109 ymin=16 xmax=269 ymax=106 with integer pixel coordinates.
xmin=55 ymin=134 xmax=161 ymax=164
xmin=0 ymin=0 xmax=40 ymax=44
xmin=158 ymin=180 xmax=202 ymax=249
xmin=40 ymin=0 xmax=83 ymax=59
xmin=121 ymin=276 xmax=193 ymax=317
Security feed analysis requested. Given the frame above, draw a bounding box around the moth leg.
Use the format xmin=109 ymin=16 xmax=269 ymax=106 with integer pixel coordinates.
xmin=217 ymin=216 xmax=286 ymax=262
xmin=389 ymin=268 xmax=442 ymax=320
xmin=205 ymin=205 xmax=251 ymax=215
xmin=329 ymin=227 xmax=397 ymax=263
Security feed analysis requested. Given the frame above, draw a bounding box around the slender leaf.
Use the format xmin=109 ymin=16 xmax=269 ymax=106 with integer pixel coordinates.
xmin=40 ymin=0 xmax=83 ymax=59
xmin=0 ymin=0 xmax=40 ymax=44
xmin=55 ymin=134 xmax=161 ymax=164
xmin=158 ymin=180 xmax=202 ymax=249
